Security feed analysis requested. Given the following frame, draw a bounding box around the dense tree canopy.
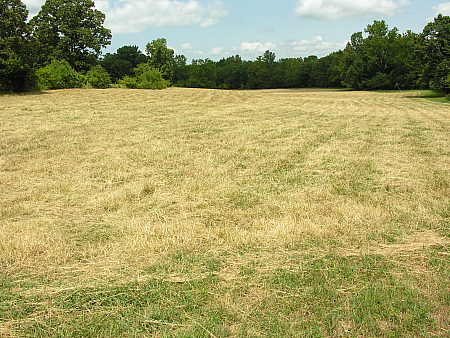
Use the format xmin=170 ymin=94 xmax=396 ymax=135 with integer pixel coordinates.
xmin=419 ymin=15 xmax=450 ymax=93
xmin=1 ymin=0 xmax=448 ymax=96
xmin=102 ymin=45 xmax=147 ymax=83
xmin=339 ymin=21 xmax=420 ymax=90
xmin=30 ymin=0 xmax=111 ymax=71
xmin=0 ymin=0 xmax=34 ymax=91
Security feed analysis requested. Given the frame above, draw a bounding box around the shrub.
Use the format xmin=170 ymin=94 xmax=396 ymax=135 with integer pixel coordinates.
xmin=118 ymin=76 xmax=138 ymax=89
xmin=136 ymin=68 xmax=170 ymax=89
xmin=36 ymin=60 xmax=83 ymax=90
xmin=85 ymin=65 xmax=111 ymax=88
xmin=118 ymin=64 xmax=169 ymax=90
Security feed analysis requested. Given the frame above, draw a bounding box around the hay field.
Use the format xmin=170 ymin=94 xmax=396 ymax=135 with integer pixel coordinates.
xmin=1 ymin=88 xmax=449 ymax=337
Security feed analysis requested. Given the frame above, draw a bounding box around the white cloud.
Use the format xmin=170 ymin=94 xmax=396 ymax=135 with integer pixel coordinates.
xmin=211 ymin=47 xmax=223 ymax=55
xmin=295 ymin=0 xmax=409 ymax=20
xmin=105 ymin=0 xmax=227 ymax=33
xmin=289 ymin=36 xmax=346 ymax=55
xmin=239 ymin=42 xmax=277 ymax=53
xmin=177 ymin=35 xmax=346 ymax=61
xmin=23 ymin=0 xmax=227 ymax=33
xmin=433 ymin=2 xmax=450 ymax=15
xmin=181 ymin=43 xmax=193 ymax=50
xmin=236 ymin=37 xmax=345 ymax=59
xmin=199 ymin=1 xmax=228 ymax=27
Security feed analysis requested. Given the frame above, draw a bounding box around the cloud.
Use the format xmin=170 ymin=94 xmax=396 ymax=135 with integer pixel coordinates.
xmin=211 ymin=47 xmax=224 ymax=55
xmin=178 ymin=35 xmax=346 ymax=61
xmin=199 ymin=1 xmax=228 ymax=28
xmin=295 ymin=0 xmax=409 ymax=20
xmin=236 ymin=37 xmax=345 ymax=59
xmin=289 ymin=36 xmax=346 ymax=55
xmin=433 ymin=2 xmax=450 ymax=15
xmin=23 ymin=0 xmax=227 ymax=33
xmin=183 ymin=37 xmax=343 ymax=60
xmin=181 ymin=43 xmax=193 ymax=50
xmin=239 ymin=42 xmax=277 ymax=53
xmin=105 ymin=0 xmax=227 ymax=33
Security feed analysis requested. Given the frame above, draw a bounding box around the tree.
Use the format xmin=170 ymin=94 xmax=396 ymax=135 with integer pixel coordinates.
xmin=298 ymin=56 xmax=319 ymax=87
xmin=419 ymin=15 xmax=450 ymax=93
xmin=273 ymin=58 xmax=301 ymax=88
xmin=102 ymin=45 xmax=147 ymax=82
xmin=246 ymin=50 xmax=277 ymax=89
xmin=0 ymin=0 xmax=35 ymax=91
xmin=30 ymin=0 xmax=111 ymax=71
xmin=145 ymin=38 xmax=175 ymax=82
xmin=117 ymin=45 xmax=147 ymax=66
xmin=173 ymin=54 xmax=188 ymax=84
xmin=186 ymin=59 xmax=217 ymax=88
xmin=339 ymin=20 xmax=418 ymax=90
xmin=216 ymin=55 xmax=247 ymax=89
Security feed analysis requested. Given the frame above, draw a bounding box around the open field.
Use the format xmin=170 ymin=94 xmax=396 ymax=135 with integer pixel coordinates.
xmin=1 ymin=88 xmax=449 ymax=337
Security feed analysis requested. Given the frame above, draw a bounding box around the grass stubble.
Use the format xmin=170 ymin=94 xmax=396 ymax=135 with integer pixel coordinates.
xmin=0 ymin=88 xmax=449 ymax=337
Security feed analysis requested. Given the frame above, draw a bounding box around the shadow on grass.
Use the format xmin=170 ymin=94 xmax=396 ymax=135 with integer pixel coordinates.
xmin=401 ymin=90 xmax=449 ymax=104
xmin=0 ymin=90 xmax=50 ymax=96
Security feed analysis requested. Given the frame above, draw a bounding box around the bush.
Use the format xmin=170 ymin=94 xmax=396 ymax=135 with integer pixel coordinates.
xmin=118 ymin=64 xmax=169 ymax=90
xmin=36 ymin=60 xmax=83 ymax=90
xmin=85 ymin=65 xmax=111 ymax=88
xmin=118 ymin=75 xmax=138 ymax=89
xmin=137 ymin=69 xmax=170 ymax=89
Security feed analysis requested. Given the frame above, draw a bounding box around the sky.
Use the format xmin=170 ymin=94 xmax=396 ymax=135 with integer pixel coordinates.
xmin=23 ymin=0 xmax=450 ymax=60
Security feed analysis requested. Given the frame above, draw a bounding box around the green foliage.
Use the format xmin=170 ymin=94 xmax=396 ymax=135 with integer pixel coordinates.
xmin=145 ymin=38 xmax=176 ymax=82
xmin=36 ymin=59 xmax=83 ymax=89
xmin=364 ymin=72 xmax=393 ymax=90
xmin=180 ymin=58 xmax=218 ymax=88
xmin=101 ymin=45 xmax=147 ymax=83
xmin=85 ymin=65 xmax=111 ymax=88
xmin=216 ymin=55 xmax=247 ymax=89
xmin=339 ymin=21 xmax=420 ymax=90
xmin=30 ymin=0 xmax=111 ymax=72
xmin=118 ymin=64 xmax=169 ymax=90
xmin=136 ymin=68 xmax=169 ymax=89
xmin=0 ymin=0 xmax=35 ymax=92
xmin=419 ymin=15 xmax=450 ymax=94
xmin=118 ymin=76 xmax=138 ymax=89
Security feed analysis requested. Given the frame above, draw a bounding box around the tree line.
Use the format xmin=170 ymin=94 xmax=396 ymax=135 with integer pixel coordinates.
xmin=1 ymin=0 xmax=449 ymax=94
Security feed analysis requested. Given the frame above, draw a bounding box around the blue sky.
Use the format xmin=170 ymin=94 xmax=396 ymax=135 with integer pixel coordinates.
xmin=24 ymin=0 xmax=450 ymax=60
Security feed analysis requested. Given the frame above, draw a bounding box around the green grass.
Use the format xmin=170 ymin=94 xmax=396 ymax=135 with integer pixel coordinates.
xmin=2 ymin=251 xmax=448 ymax=337
xmin=410 ymin=90 xmax=450 ymax=104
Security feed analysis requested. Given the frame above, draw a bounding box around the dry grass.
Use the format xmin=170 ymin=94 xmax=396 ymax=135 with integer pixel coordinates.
xmin=0 ymin=88 xmax=449 ymax=337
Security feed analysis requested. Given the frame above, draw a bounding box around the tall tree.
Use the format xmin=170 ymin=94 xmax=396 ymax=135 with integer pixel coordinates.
xmin=340 ymin=20 xmax=417 ymax=90
xmin=0 ymin=0 xmax=34 ymax=91
xmin=173 ymin=54 xmax=188 ymax=84
xmin=31 ymin=0 xmax=111 ymax=71
xmin=419 ymin=15 xmax=450 ymax=93
xmin=216 ymin=55 xmax=247 ymax=89
xmin=273 ymin=58 xmax=301 ymax=88
xmin=145 ymin=38 xmax=175 ymax=82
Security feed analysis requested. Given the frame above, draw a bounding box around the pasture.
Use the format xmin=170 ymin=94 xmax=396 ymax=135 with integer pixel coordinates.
xmin=1 ymin=88 xmax=449 ymax=337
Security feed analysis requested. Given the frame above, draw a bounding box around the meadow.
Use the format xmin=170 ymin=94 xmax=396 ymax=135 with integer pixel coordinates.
xmin=0 ymin=88 xmax=449 ymax=337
